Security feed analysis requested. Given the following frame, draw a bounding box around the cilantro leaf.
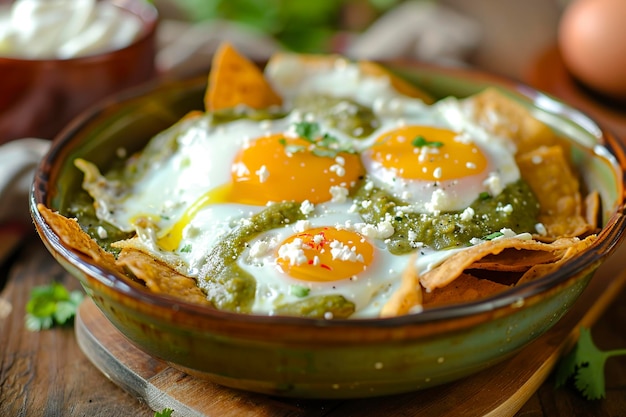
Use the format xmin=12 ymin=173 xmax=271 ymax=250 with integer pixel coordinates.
xmin=478 ymin=191 xmax=491 ymax=200
xmin=25 ymin=282 xmax=84 ymax=331
xmin=482 ymin=231 xmax=504 ymax=240
xmin=294 ymin=121 xmax=321 ymax=142
xmin=555 ymin=326 xmax=626 ymax=400
xmin=282 ymin=122 xmax=355 ymax=158
xmin=154 ymin=408 xmax=174 ymax=417
xmin=412 ymin=135 xmax=444 ymax=148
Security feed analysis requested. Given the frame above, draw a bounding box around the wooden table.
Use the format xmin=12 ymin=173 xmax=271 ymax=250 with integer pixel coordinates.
xmin=1 ymin=230 xmax=626 ymax=416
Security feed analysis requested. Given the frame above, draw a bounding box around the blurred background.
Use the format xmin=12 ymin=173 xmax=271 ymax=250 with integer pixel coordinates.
xmin=153 ymin=0 xmax=566 ymax=81
xmin=4 ymin=0 xmax=624 ymax=143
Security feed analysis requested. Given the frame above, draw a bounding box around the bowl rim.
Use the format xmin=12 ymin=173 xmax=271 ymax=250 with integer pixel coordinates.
xmin=30 ymin=61 xmax=626 ymax=328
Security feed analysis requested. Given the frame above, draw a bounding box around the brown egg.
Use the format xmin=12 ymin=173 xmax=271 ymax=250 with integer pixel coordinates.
xmin=559 ymin=0 xmax=626 ymax=101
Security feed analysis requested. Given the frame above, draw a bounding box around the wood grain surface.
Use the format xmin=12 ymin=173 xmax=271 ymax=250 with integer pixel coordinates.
xmin=2 ymin=237 xmax=626 ymax=416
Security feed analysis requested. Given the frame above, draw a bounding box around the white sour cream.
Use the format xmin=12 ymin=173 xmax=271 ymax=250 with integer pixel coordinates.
xmin=0 ymin=0 xmax=143 ymax=59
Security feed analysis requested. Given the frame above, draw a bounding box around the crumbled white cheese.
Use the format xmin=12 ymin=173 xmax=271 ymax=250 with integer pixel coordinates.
xmin=483 ymin=172 xmax=504 ymax=196
xmin=255 ymin=165 xmax=269 ymax=183
xmin=329 ymin=163 xmax=346 ymax=177
xmin=313 ymin=234 xmax=325 ymax=245
xmin=330 ymin=185 xmax=349 ymax=203
xmin=352 ymin=220 xmax=394 ymax=240
xmin=535 ymin=222 xmax=548 ymax=236
xmin=460 ymin=206 xmax=475 ymax=221
xmin=425 ymin=188 xmax=447 ymax=213
xmin=498 ymin=228 xmax=518 ymax=238
xmin=232 ymin=162 xmax=250 ymax=177
xmin=293 ymin=219 xmax=311 ymax=233
xmin=454 ymin=132 xmax=473 ymax=144
xmin=277 ymin=238 xmax=308 ymax=266
xmin=497 ymin=203 xmax=513 ymax=214
xmin=300 ymin=200 xmax=314 ymax=215
xmin=329 ymin=240 xmax=364 ymax=263
xmin=249 ymin=239 xmax=271 ymax=258
xmin=96 ymin=226 xmax=108 ymax=239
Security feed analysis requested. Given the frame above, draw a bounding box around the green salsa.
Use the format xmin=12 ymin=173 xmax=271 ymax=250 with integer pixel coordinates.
xmin=275 ymin=295 xmax=355 ymax=319
xmin=197 ymin=201 xmax=303 ymax=312
xmin=354 ymin=180 xmax=541 ymax=254
xmin=196 ymin=202 xmax=356 ymax=317
xmin=292 ymin=94 xmax=379 ymax=138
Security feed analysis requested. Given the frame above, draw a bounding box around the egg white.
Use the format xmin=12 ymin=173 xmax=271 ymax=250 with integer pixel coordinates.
xmin=265 ymin=55 xmax=416 ymax=111
xmin=236 ymin=203 xmax=403 ymax=316
xmin=358 ymin=97 xmax=520 ymax=213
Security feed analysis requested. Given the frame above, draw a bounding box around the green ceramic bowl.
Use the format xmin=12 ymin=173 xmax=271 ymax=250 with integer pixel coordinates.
xmin=31 ymin=62 xmax=626 ymax=399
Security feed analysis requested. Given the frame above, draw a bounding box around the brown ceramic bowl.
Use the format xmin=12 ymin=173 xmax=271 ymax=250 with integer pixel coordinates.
xmin=31 ymin=62 xmax=626 ymax=399
xmin=0 ymin=0 xmax=158 ymax=143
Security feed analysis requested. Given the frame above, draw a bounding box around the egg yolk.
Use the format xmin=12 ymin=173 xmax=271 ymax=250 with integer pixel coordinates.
xmin=226 ymin=133 xmax=364 ymax=205
xmin=276 ymin=227 xmax=373 ymax=282
xmin=157 ymin=133 xmax=364 ymax=252
xmin=369 ymin=126 xmax=488 ymax=181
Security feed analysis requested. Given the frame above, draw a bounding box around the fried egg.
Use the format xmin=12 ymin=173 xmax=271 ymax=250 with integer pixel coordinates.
xmin=78 ymin=58 xmax=526 ymax=318
xmin=360 ymin=98 xmax=520 ymax=213
xmin=237 ymin=205 xmax=409 ymax=317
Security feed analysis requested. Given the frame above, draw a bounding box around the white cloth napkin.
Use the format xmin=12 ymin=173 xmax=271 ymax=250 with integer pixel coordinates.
xmin=0 ymin=138 xmax=50 ymax=226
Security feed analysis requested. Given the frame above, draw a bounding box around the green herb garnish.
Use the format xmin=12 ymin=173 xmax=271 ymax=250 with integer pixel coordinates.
xmin=25 ymin=282 xmax=83 ymax=331
xmin=290 ymin=285 xmax=310 ymax=298
xmin=482 ymin=231 xmax=504 ymax=240
xmin=295 ymin=120 xmax=321 ymax=141
xmin=479 ymin=191 xmax=491 ymax=200
xmin=556 ymin=326 xmax=626 ymax=400
xmin=154 ymin=408 xmax=174 ymax=417
xmin=283 ymin=121 xmax=355 ymax=158
xmin=412 ymin=135 xmax=444 ymax=148
xmin=180 ymin=244 xmax=192 ymax=253
xmin=278 ymin=137 xmax=306 ymax=154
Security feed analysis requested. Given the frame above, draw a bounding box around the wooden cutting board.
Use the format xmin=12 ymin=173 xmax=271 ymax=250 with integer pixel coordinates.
xmin=75 ymin=244 xmax=626 ymax=417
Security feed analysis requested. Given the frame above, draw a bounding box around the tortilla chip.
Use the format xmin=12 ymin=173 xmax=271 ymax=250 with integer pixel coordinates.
xmin=516 ymin=235 xmax=597 ymax=286
xmin=358 ymin=61 xmax=434 ymax=103
xmin=116 ymin=248 xmax=212 ymax=306
xmin=516 ymin=145 xmax=592 ymax=237
xmin=37 ymin=204 xmax=124 ymax=274
xmin=205 ymin=42 xmax=282 ymax=112
xmin=469 ymin=249 xmax=562 ymax=272
xmin=380 ymin=254 xmax=422 ymax=317
xmin=181 ymin=110 xmax=204 ymax=121
xmin=469 ymin=88 xmax=559 ymax=154
xmin=422 ymin=274 xmax=510 ymax=307
xmin=419 ymin=237 xmax=583 ymax=292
